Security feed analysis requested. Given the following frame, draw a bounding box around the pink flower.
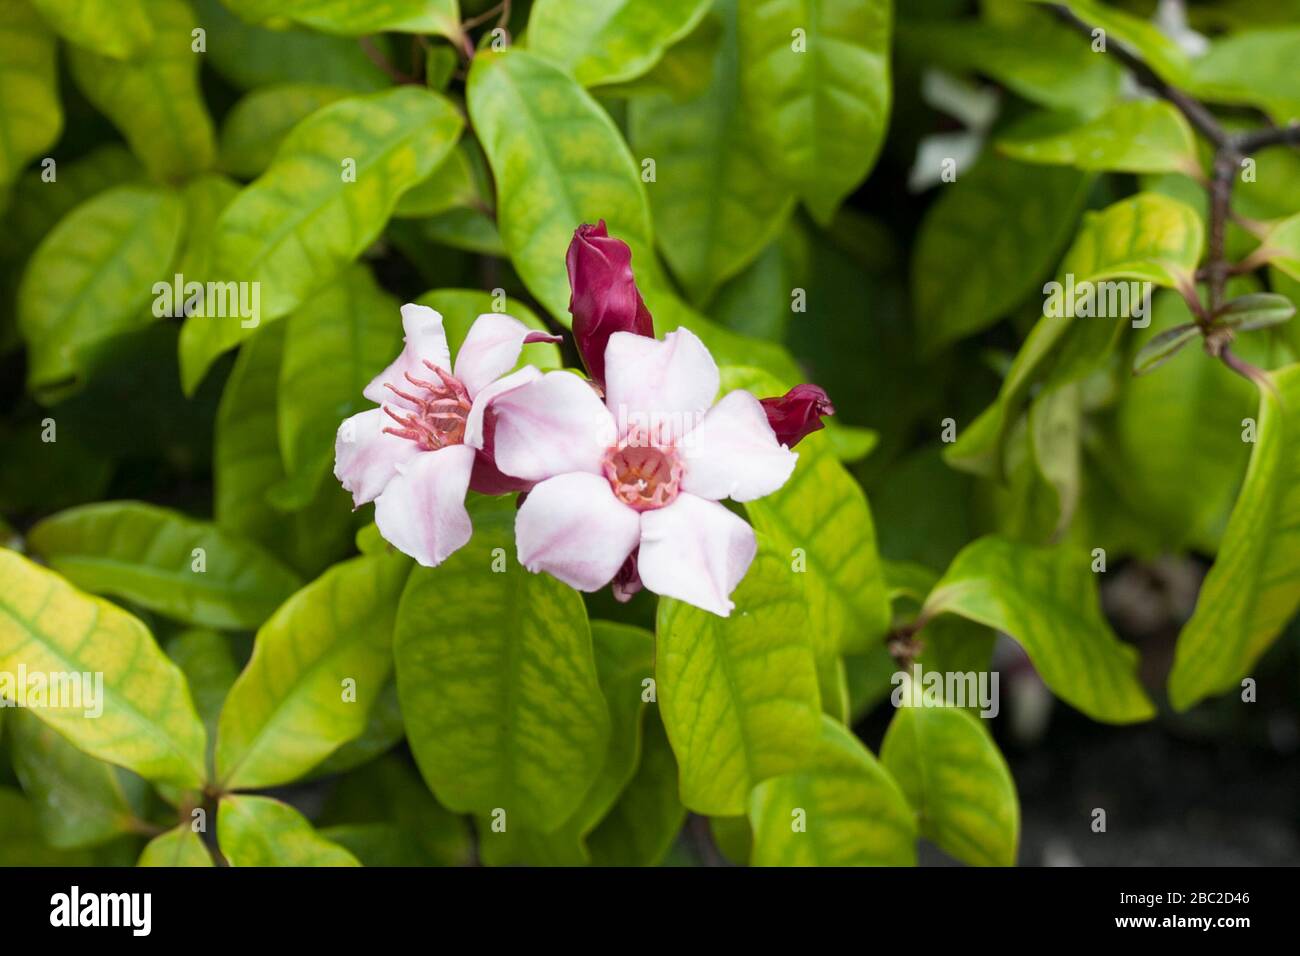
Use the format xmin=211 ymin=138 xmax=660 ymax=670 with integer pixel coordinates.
xmin=490 ymin=327 xmax=799 ymax=616
xmin=566 ymin=221 xmax=654 ymax=390
xmin=760 ymin=384 xmax=835 ymax=448
xmin=334 ymin=304 xmax=558 ymax=567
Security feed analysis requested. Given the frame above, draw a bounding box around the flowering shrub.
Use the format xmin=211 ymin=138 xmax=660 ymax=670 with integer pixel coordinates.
xmin=1 ymin=0 xmax=1299 ymax=870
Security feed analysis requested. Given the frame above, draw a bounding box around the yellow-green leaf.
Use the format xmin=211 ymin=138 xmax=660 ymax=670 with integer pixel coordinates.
xmin=28 ymin=501 xmax=302 ymax=631
xmin=137 ymin=825 xmax=213 ymax=866
xmin=68 ymin=0 xmax=216 ymax=183
xmin=217 ymin=794 xmax=360 ymax=866
xmin=0 ymin=549 xmax=207 ymax=788
xmin=656 ymin=538 xmax=822 ymax=816
xmin=1169 ymin=364 xmax=1300 ymax=709
xmin=215 ymin=551 xmax=411 ymax=791
xmin=880 ymin=704 xmax=1019 ymax=866
xmin=748 ymin=716 xmax=915 ymax=866
xmin=922 ymin=536 xmax=1155 ymax=723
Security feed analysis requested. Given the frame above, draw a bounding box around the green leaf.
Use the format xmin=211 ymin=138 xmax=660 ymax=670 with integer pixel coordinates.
xmin=467 ymin=48 xmax=654 ymax=322
xmin=880 ymin=704 xmax=1019 ymax=867
xmin=599 ymin=10 xmax=723 ymax=102
xmin=998 ymin=100 xmax=1200 ymax=176
xmin=195 ymin=0 xmax=391 ymax=91
xmin=395 ymin=499 xmax=610 ymax=832
xmin=166 ymin=629 xmax=238 ymax=773
xmin=0 ymin=0 xmax=61 ymax=201
xmin=946 ymin=192 xmax=1204 ymax=477
xmin=479 ymin=621 xmax=653 ymax=866
xmin=1132 ymin=321 xmax=1200 ymax=375
xmin=0 ymin=549 xmax=207 ymax=787
xmin=896 ymin=11 xmax=1122 ymax=118
xmin=912 ymin=157 xmax=1090 ymax=353
xmin=1029 ymin=0 xmax=1191 ymax=87
xmin=0 ymin=789 xmax=93 ymax=865
xmin=18 ymin=185 xmax=185 ymax=398
xmin=196 ymin=87 xmax=462 ymax=382
xmin=68 ymin=0 xmax=215 ymax=183
xmin=529 ymin=0 xmax=710 ymax=87
xmin=656 ymin=537 xmax=823 ymax=816
xmin=748 ymin=716 xmax=915 ymax=866
xmin=1252 ymin=213 xmax=1300 ymax=283
xmin=587 ymin=712 xmax=686 ymax=866
xmin=222 ymin=0 xmax=463 ymax=40
xmin=211 ymin=321 xmax=357 ymax=578
xmin=28 ymin=0 xmax=153 ymax=56
xmin=1189 ymin=28 xmax=1300 ymax=125
xmin=28 ymin=501 xmax=302 ymax=631
xmin=1111 ymin=297 xmax=1257 ymax=554
xmin=215 ymin=551 xmax=411 ymax=791
xmin=1169 ymin=364 xmax=1300 ymax=710
xmin=217 ymin=794 xmax=360 ymax=866
xmin=922 ymin=536 xmax=1154 ymax=723
xmin=306 ymin=675 xmax=404 ymax=778
xmin=720 ymin=367 xmax=890 ymax=662
xmin=270 ymin=266 xmax=402 ymax=509
xmin=414 ymin=288 xmax=564 ymax=372
xmin=1217 ymin=292 xmax=1296 ymax=332
xmin=393 ymin=143 xmax=482 ymax=219
xmin=0 ymin=144 xmax=143 ymax=265
xmin=319 ymin=754 xmax=472 ymax=866
xmin=737 ymin=0 xmax=891 ymax=224
xmin=629 ymin=0 xmax=794 ymax=302
xmin=137 ymin=825 xmax=213 ymax=866
xmin=218 ymin=83 xmax=351 ymax=179
xmin=9 ymin=709 xmax=149 ymax=849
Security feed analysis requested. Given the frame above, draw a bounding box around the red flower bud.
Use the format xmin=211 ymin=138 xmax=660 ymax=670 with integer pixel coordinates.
xmin=566 ymin=221 xmax=654 ymax=389
xmin=760 ymin=384 xmax=835 ymax=448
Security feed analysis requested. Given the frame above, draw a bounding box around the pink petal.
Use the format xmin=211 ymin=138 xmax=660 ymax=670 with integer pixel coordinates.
xmin=334 ymin=407 xmax=420 ymax=507
xmin=490 ymin=370 xmax=616 ymax=482
xmin=680 ymin=390 xmax=798 ymax=502
xmin=453 ymin=313 xmax=534 ymax=398
xmin=515 ymin=472 xmax=641 ymax=591
xmin=373 ymin=443 xmax=476 ymax=568
xmin=463 ymin=365 xmax=541 ymax=451
xmin=637 ymin=494 xmax=757 ymax=617
xmin=363 ymin=304 xmax=452 ymax=408
xmin=603 ymin=327 xmax=720 ymax=444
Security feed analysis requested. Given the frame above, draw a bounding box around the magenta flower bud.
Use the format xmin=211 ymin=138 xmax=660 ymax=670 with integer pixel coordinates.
xmin=566 ymin=221 xmax=654 ymax=389
xmin=760 ymin=384 xmax=835 ymax=448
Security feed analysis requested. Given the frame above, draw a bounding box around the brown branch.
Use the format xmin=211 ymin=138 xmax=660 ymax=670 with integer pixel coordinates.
xmin=358 ymin=36 xmax=418 ymax=84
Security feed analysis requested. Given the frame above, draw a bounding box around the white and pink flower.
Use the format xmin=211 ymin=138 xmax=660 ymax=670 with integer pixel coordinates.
xmin=333 ymin=304 xmax=557 ymax=568
xmin=489 ymin=327 xmax=799 ymax=617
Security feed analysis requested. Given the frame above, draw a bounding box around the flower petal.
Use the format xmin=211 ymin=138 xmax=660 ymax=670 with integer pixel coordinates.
xmin=373 ymin=443 xmax=476 ymax=568
xmin=604 ymin=327 xmax=719 ymax=444
xmin=453 ymin=312 xmax=533 ymax=398
xmin=681 ymin=390 xmax=798 ymax=502
xmin=515 ymin=472 xmax=641 ymax=591
xmin=637 ymin=494 xmax=757 ymax=617
xmin=463 ymin=365 xmax=541 ymax=451
xmin=334 ymin=407 xmax=420 ymax=507
xmin=490 ymin=370 xmax=616 ymax=482
xmin=363 ymin=304 xmax=452 ymax=408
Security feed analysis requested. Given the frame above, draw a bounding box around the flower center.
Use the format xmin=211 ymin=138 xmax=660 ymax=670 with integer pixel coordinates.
xmin=381 ymin=362 xmax=471 ymax=451
xmin=603 ymin=434 xmax=682 ymax=511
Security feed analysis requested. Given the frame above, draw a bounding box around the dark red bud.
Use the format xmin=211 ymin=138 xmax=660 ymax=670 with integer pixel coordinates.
xmin=566 ymin=221 xmax=654 ymax=389
xmin=760 ymin=384 xmax=835 ymax=448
